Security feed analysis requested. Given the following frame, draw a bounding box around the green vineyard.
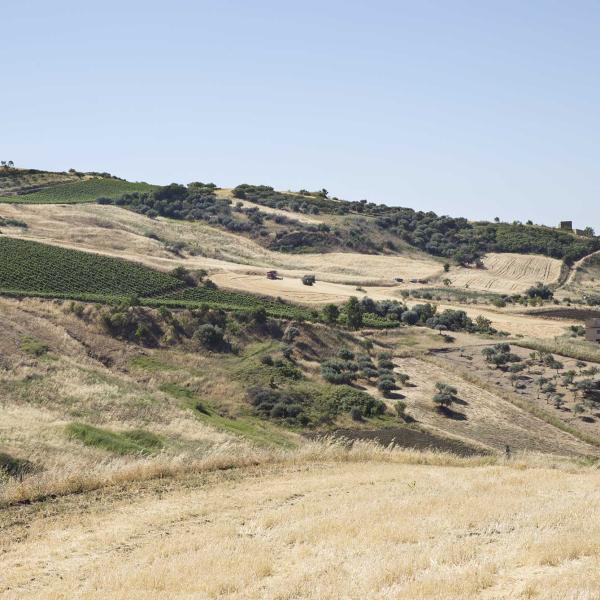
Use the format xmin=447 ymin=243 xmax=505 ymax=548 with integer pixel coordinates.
xmin=0 ymin=237 xmax=183 ymax=298
xmin=0 ymin=178 xmax=157 ymax=204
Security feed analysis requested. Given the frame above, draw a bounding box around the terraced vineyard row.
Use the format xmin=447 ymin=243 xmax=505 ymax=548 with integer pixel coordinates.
xmin=0 ymin=237 xmax=183 ymax=298
xmin=154 ymin=287 xmax=315 ymax=319
xmin=0 ymin=178 xmax=157 ymax=204
xmin=154 ymin=287 xmax=400 ymax=326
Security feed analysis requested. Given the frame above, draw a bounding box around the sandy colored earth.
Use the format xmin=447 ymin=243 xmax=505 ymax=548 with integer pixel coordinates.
xmin=212 ymin=272 xmax=576 ymax=338
xmin=431 ymin=302 xmax=578 ymax=339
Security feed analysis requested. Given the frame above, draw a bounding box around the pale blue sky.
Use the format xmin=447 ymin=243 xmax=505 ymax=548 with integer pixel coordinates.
xmin=2 ymin=1 xmax=599 ymax=228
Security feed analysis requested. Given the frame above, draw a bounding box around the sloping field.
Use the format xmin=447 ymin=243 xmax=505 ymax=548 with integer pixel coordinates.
xmin=4 ymin=456 xmax=600 ymax=599
xmin=391 ymin=356 xmax=596 ymax=456
xmin=430 ymin=302 xmax=577 ymax=339
xmin=0 ymin=178 xmax=156 ymax=204
xmin=0 ymin=297 xmax=235 ymax=476
xmin=211 ymin=272 xmax=396 ymax=304
xmin=447 ymin=252 xmax=562 ymax=294
xmin=0 ymin=203 xmax=443 ymax=283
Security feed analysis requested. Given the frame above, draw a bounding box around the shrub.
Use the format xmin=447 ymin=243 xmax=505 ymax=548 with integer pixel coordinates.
xmin=432 ymin=382 xmax=458 ymax=408
xmin=345 ymin=296 xmax=363 ymax=329
xmin=321 ymin=358 xmax=359 ymax=384
xmin=100 ymin=305 xmax=161 ymax=346
xmin=322 ymin=385 xmax=386 ymax=417
xmin=323 ymin=303 xmax=339 ymax=324
xmin=377 ymin=378 xmax=396 ymax=395
xmin=482 ymin=344 xmax=521 ymax=369
xmin=246 ymin=387 xmax=308 ymax=425
xmin=193 ymin=324 xmax=224 ymax=350
xmin=20 ymin=336 xmax=49 ymax=357
xmin=0 ymin=452 xmax=34 ymax=479
xmin=251 ymin=307 xmax=267 ymax=325
xmin=350 ymin=407 xmax=363 ymax=421
xmin=397 ymin=372 xmax=410 ymax=386
xmin=378 ymin=358 xmax=395 ymax=370
xmin=260 ymin=354 xmax=274 ymax=366
xmin=361 ymin=367 xmax=379 ymax=380
xmin=401 ymin=310 xmax=419 ymax=325
xmin=321 ymin=366 xmax=357 ymax=385
xmin=394 ymin=400 xmax=407 ymax=418
xmin=526 ymin=282 xmax=554 ymax=300
xmin=169 ymin=265 xmax=196 ymax=286
xmin=282 ymin=326 xmax=300 ymax=343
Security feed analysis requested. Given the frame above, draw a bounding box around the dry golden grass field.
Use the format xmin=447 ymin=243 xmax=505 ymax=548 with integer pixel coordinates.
xmin=3 ymin=445 xmax=600 ymax=600
xmin=0 ymin=203 xmax=442 ymax=284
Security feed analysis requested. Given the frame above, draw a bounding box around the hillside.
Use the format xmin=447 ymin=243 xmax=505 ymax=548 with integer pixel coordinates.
xmin=0 ymin=200 xmax=584 ymax=339
xmin=1 ymin=292 xmax=598 ymax=503
xmin=2 ymin=167 xmax=597 ymax=261
xmin=3 ymin=167 xmax=600 ymax=599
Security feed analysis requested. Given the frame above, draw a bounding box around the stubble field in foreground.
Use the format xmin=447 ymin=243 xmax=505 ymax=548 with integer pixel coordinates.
xmin=3 ymin=448 xmax=600 ymax=600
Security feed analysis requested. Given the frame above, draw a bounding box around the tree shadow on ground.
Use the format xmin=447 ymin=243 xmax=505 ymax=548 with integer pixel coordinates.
xmin=438 ymin=406 xmax=467 ymax=420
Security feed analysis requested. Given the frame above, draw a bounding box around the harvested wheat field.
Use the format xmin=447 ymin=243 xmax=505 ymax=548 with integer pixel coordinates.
xmin=211 ymin=271 xmax=400 ymax=304
xmin=446 ymin=253 xmax=563 ymax=294
xmin=3 ymin=446 xmax=600 ymax=600
xmin=427 ymin=302 xmax=577 ymax=339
